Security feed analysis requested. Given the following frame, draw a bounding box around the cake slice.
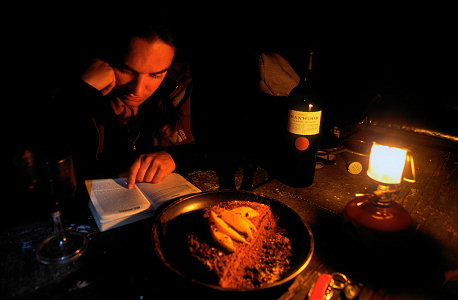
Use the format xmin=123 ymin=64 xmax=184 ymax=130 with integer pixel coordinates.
xmin=187 ymin=201 xmax=292 ymax=289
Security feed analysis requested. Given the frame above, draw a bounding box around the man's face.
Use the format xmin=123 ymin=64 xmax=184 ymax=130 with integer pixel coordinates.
xmin=113 ymin=37 xmax=175 ymax=107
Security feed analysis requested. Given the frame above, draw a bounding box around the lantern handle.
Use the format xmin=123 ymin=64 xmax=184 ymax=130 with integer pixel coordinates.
xmin=403 ymin=152 xmax=416 ymax=183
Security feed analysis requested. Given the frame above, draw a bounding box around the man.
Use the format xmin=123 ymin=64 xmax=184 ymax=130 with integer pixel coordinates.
xmin=55 ymin=21 xmax=193 ymax=188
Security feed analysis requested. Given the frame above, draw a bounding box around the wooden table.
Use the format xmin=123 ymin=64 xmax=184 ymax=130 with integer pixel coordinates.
xmin=1 ymin=125 xmax=457 ymax=299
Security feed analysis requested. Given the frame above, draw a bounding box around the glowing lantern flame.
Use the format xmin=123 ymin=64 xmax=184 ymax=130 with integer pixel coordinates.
xmin=367 ymin=143 xmax=408 ymax=184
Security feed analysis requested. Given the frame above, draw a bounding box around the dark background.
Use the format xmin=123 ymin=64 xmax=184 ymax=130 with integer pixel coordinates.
xmin=1 ymin=7 xmax=457 ymax=299
xmin=4 ymin=3 xmax=457 ymax=154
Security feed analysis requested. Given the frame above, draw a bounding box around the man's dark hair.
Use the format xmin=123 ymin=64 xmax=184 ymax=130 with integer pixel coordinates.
xmin=101 ymin=15 xmax=176 ymax=65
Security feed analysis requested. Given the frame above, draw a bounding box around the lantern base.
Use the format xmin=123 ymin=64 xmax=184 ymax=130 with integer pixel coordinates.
xmin=344 ymin=196 xmax=412 ymax=233
xmin=343 ymin=185 xmax=413 ymax=252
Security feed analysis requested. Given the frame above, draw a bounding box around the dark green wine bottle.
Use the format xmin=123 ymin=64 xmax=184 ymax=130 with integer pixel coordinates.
xmin=280 ymin=51 xmax=322 ymax=187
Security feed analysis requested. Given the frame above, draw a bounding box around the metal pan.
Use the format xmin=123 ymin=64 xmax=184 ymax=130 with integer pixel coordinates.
xmin=151 ymin=190 xmax=314 ymax=292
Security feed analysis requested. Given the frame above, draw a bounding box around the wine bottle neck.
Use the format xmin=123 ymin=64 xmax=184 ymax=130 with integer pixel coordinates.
xmin=301 ymin=50 xmax=314 ymax=83
xmin=307 ymin=51 xmax=313 ymax=72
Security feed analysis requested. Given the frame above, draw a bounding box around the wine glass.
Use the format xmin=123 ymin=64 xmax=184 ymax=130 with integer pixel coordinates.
xmin=34 ymin=150 xmax=88 ymax=264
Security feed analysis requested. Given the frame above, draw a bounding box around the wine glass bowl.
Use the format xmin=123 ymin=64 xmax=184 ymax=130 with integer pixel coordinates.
xmin=40 ymin=153 xmax=76 ymax=208
xmin=24 ymin=149 xmax=88 ymax=264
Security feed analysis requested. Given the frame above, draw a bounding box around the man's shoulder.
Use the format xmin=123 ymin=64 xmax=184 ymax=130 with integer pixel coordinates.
xmin=166 ymin=62 xmax=192 ymax=84
xmin=160 ymin=62 xmax=193 ymax=107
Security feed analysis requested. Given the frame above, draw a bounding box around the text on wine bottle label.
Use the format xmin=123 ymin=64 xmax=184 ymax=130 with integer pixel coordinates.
xmin=287 ymin=109 xmax=322 ymax=135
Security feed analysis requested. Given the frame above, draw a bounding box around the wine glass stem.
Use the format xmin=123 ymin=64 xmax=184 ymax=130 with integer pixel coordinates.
xmin=51 ymin=211 xmax=68 ymax=247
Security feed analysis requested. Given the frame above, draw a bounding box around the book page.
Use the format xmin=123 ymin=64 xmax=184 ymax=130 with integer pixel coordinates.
xmin=86 ymin=178 xmax=151 ymax=221
xmin=89 ymin=201 xmax=154 ymax=231
xmin=137 ymin=173 xmax=201 ymax=209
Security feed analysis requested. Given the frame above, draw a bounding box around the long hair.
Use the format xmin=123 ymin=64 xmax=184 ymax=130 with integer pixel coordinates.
xmin=100 ymin=16 xmax=182 ymax=132
xmin=101 ymin=18 xmax=176 ymax=66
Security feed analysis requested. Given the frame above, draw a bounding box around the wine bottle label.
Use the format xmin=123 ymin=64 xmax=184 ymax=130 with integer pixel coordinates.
xmin=287 ymin=109 xmax=322 ymax=135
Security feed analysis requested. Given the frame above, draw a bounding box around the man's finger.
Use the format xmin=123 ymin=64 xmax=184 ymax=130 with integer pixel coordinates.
xmin=135 ymin=156 xmax=153 ymax=183
xmin=143 ymin=161 xmax=159 ymax=183
xmin=127 ymin=157 xmax=142 ymax=189
xmin=151 ymin=165 xmax=168 ymax=184
xmin=101 ymin=79 xmax=116 ymax=96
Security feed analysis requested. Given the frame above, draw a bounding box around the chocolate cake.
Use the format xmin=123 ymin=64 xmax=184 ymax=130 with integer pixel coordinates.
xmin=186 ymin=201 xmax=292 ymax=289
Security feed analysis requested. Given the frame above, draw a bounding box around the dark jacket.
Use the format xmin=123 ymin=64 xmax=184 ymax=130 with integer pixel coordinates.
xmin=52 ymin=62 xmax=194 ymax=180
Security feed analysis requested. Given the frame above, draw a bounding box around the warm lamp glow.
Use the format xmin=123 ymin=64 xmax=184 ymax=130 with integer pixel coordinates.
xmin=344 ymin=142 xmax=415 ymax=235
xmin=367 ymin=143 xmax=407 ymax=184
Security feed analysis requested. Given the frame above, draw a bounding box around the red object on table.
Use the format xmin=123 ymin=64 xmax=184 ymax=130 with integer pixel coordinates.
xmin=308 ymin=273 xmax=333 ymax=300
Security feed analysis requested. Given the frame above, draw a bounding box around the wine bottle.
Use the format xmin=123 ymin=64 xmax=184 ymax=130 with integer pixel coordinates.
xmin=280 ymin=51 xmax=322 ymax=187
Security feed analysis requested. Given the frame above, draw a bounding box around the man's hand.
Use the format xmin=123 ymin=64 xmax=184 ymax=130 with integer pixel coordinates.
xmin=81 ymin=59 xmax=116 ymax=96
xmin=122 ymin=152 xmax=176 ymax=189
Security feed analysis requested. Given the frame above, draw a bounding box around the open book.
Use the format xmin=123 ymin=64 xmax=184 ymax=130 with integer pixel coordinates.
xmin=86 ymin=173 xmax=201 ymax=231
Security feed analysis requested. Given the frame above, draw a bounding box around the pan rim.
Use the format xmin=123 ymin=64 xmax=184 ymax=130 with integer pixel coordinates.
xmin=151 ymin=190 xmax=314 ymax=292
